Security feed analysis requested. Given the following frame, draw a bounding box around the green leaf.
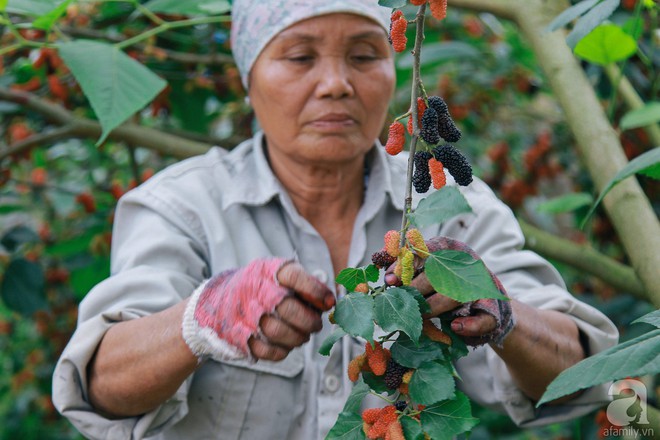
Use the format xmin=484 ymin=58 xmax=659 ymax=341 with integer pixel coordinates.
xmin=319 ymin=327 xmax=347 ymax=356
xmin=44 ymin=225 xmax=107 ymax=257
xmin=69 ymin=256 xmax=110 ymax=301
xmin=574 ymin=23 xmax=637 ymax=65
xmin=374 ymin=287 xmax=422 ymax=343
xmin=398 ymin=42 xmax=481 ymax=70
xmin=407 ymin=186 xmax=472 ymax=229
xmin=400 ymin=285 xmax=431 ymax=315
xmin=6 ymin=0 xmax=59 ymax=15
xmin=0 ymin=205 xmax=24 ymax=214
xmin=545 ymin=0 xmax=599 ymax=32
xmin=362 ymin=372 xmax=393 ymax=395
xmin=582 ymin=147 xmax=660 ymax=227
xmin=620 ymin=102 xmax=660 ymax=130
xmin=409 ymin=361 xmax=455 ymax=405
xmin=420 ymin=392 xmax=479 ymax=440
xmin=343 ymin=377 xmax=370 ymax=413
xmin=537 ymin=329 xmax=660 ymax=405
xmin=566 ymin=0 xmax=620 ymax=49
xmin=632 ymin=310 xmax=660 ymax=328
xmin=1 ymin=225 xmax=39 ymax=252
xmin=326 ymin=412 xmax=367 ymax=440
xmin=400 ymin=416 xmax=425 ymax=440
xmin=334 ymin=292 xmax=374 ymax=340
xmin=378 ymin=0 xmax=406 ymax=8
xmin=336 ymin=265 xmax=379 ymax=292
xmin=32 ymin=0 xmax=72 ymax=30
xmin=0 ymin=0 xmax=8 ymax=12
xmin=391 ymin=333 xmax=446 ymax=368
xmin=143 ymin=0 xmax=230 ymax=16
xmin=1 ymin=258 xmax=47 ymax=315
xmin=536 ymin=192 xmax=593 ymax=214
xmin=424 ymin=250 xmax=506 ymax=302
xmin=58 ymin=40 xmax=167 ymax=145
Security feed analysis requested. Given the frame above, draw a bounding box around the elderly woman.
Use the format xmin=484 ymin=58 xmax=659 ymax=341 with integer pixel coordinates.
xmin=52 ymin=1 xmax=618 ymax=439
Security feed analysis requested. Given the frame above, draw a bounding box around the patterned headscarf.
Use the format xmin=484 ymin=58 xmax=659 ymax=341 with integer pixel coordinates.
xmin=231 ymin=0 xmax=392 ymax=89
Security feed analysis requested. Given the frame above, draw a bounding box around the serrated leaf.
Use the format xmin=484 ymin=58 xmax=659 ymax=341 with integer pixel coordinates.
xmin=545 ymin=0 xmax=599 ymax=32
xmin=58 ymin=40 xmax=167 ymax=145
xmin=407 ymin=186 xmax=472 ymax=229
xmin=620 ymin=102 xmax=660 ymax=130
xmin=326 ymin=412 xmax=367 ymax=440
xmin=400 ymin=416 xmax=425 ymax=440
xmin=566 ymin=0 xmax=621 ymax=49
xmin=343 ymin=377 xmax=370 ymax=413
xmin=362 ymin=372 xmax=393 ymax=395
xmin=536 ymin=192 xmax=593 ymax=214
xmin=378 ymin=0 xmax=406 ymax=8
xmin=319 ymin=327 xmax=347 ymax=356
xmin=143 ymin=0 xmax=230 ymax=15
xmin=399 ymin=285 xmax=431 ymax=315
xmin=1 ymin=225 xmax=39 ymax=252
xmin=32 ymin=0 xmax=71 ymax=30
xmin=409 ymin=361 xmax=455 ymax=405
xmin=336 ymin=266 xmax=378 ymax=292
xmin=582 ymin=147 xmax=660 ymax=227
xmin=424 ymin=250 xmax=506 ymax=302
xmin=374 ymin=287 xmax=422 ymax=343
xmin=574 ymin=23 xmax=637 ymax=65
xmin=335 ymin=292 xmax=374 ymax=340
xmin=1 ymin=258 xmax=47 ymax=315
xmin=391 ymin=333 xmax=446 ymax=368
xmin=538 ymin=329 xmax=660 ymax=405
xmin=421 ymin=392 xmax=479 ymax=440
xmin=632 ymin=310 xmax=660 ymax=328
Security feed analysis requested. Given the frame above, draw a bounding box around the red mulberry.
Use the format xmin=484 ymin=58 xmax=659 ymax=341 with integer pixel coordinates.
xmin=410 ymin=0 xmax=426 ymax=5
xmin=367 ymin=405 xmax=398 ymax=439
xmin=385 ymin=121 xmax=405 ymax=155
xmin=365 ymin=341 xmax=390 ymax=376
xmin=428 ymin=157 xmax=446 ymax=189
xmin=390 ymin=16 xmax=408 ymax=53
xmin=422 ymin=319 xmax=452 ymax=345
xmin=407 ymin=97 xmax=427 ymax=135
xmin=429 ymin=0 xmax=448 ymax=21
xmin=348 ymin=353 xmax=367 ymax=382
xmin=432 ymin=145 xmax=473 ymax=186
xmin=386 ymin=420 xmax=406 ymax=440
xmin=384 ymin=230 xmax=401 ymax=257
xmin=372 ymin=249 xmax=397 ymax=269
xmin=420 ymin=108 xmax=440 ymax=145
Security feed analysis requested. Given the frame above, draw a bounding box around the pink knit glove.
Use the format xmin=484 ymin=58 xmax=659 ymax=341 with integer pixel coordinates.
xmin=425 ymin=237 xmax=515 ymax=347
xmin=182 ymin=257 xmax=292 ymax=362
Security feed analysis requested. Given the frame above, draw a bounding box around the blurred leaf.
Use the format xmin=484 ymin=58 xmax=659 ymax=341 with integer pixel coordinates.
xmin=318 ymin=327 xmax=347 ymax=356
xmin=374 ymin=287 xmax=422 ymax=343
xmin=546 ymin=0 xmax=599 ymax=32
xmin=536 ymin=192 xmax=593 ymax=214
xmin=0 ymin=0 xmax=7 ymax=11
xmin=632 ymin=309 xmax=660 ymax=328
xmin=325 ymin=411 xmax=366 ymax=440
xmin=1 ymin=258 xmax=47 ymax=315
xmin=343 ymin=377 xmax=370 ymax=414
xmin=582 ymin=147 xmax=660 ymax=227
xmin=409 ymin=361 xmax=455 ymax=405
xmin=391 ymin=333 xmax=446 ymax=368
xmin=44 ymin=225 xmax=105 ymax=257
xmin=400 ymin=416 xmax=425 ymax=440
xmin=58 ymin=40 xmax=167 ymax=145
xmin=425 ymin=250 xmax=506 ymax=302
xmin=336 ymin=265 xmax=378 ymax=292
xmin=566 ymin=0 xmax=620 ymax=49
xmin=143 ymin=0 xmax=230 ymax=15
xmin=420 ymin=392 xmax=479 ymax=440
xmin=379 ymin=0 xmax=406 ymax=7
xmin=538 ymin=328 xmax=660 ymax=405
xmin=32 ymin=0 xmax=72 ymax=30
xmin=574 ymin=24 xmax=637 ymax=65
xmin=398 ymin=42 xmax=480 ymax=69
xmin=620 ymin=102 xmax=660 ymax=130
xmin=1 ymin=226 xmax=39 ymax=252
xmin=407 ymin=186 xmax=472 ymax=228
xmin=0 ymin=205 xmax=25 ymax=214
xmin=334 ymin=292 xmax=374 ymax=340
xmin=362 ymin=371 xmax=393 ymax=395
xmin=69 ymin=256 xmax=110 ymax=300
xmin=6 ymin=0 xmax=60 ymax=15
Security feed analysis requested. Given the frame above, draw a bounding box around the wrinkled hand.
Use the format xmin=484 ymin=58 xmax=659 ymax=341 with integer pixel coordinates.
xmin=182 ymin=258 xmax=335 ymax=362
xmin=385 ymin=236 xmax=514 ymax=347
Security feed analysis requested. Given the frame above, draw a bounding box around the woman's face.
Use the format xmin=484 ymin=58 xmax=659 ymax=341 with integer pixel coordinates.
xmin=248 ymin=13 xmax=395 ymax=166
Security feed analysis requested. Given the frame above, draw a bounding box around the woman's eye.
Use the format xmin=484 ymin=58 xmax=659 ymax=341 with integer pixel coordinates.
xmin=288 ymin=55 xmax=314 ymax=63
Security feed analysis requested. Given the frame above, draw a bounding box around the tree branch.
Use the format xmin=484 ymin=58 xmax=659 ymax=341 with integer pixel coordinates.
xmin=448 ymin=0 xmax=517 ymax=20
xmin=0 ymin=87 xmax=215 ymax=160
xmin=519 ymin=219 xmax=646 ymax=300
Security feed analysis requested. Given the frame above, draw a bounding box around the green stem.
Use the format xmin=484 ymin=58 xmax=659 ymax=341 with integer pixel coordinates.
xmin=133 ymin=1 xmax=166 ymax=26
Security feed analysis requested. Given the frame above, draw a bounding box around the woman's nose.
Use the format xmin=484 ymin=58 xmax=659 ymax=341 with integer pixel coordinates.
xmin=315 ymin=58 xmax=354 ymax=99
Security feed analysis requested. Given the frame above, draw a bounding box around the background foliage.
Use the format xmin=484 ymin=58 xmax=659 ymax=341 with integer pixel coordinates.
xmin=0 ymin=0 xmax=658 ymax=438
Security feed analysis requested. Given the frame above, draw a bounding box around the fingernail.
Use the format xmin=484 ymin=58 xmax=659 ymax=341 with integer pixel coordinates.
xmin=452 ymin=321 xmax=463 ymax=332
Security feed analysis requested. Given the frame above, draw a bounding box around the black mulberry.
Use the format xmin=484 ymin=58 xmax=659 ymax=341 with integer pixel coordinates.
xmin=372 ymin=249 xmax=397 ymax=269
xmin=433 ymin=145 xmax=473 ymax=186
xmin=412 ymin=151 xmax=433 ymax=193
xmin=384 ymin=359 xmax=409 ymax=389
xmin=394 ymin=400 xmax=407 ymax=412
xmin=420 ymin=108 xmax=440 ymax=145
xmin=427 ymin=96 xmax=448 ymax=115
xmin=438 ymin=112 xmax=462 ymax=143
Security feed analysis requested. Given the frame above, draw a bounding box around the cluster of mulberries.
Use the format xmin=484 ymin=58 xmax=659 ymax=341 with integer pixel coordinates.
xmin=362 ymin=405 xmax=405 ymax=440
xmin=433 ymin=144 xmax=473 ymax=186
xmin=371 ymin=249 xmax=397 ymax=269
xmin=384 ymin=359 xmax=410 ymax=389
xmin=385 ymin=121 xmax=405 ymax=156
xmin=420 ymin=107 xmax=440 ymax=145
xmin=421 ymin=95 xmax=461 ymax=145
xmin=389 ymin=11 xmax=407 ymax=53
xmin=428 ymin=157 xmax=446 ymax=189
xmin=412 ymin=150 xmax=433 ymax=193
xmin=348 ymin=340 xmax=392 ymax=382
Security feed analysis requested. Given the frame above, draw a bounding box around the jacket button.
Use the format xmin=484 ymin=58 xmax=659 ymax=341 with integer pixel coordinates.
xmin=324 ymin=374 xmax=340 ymax=393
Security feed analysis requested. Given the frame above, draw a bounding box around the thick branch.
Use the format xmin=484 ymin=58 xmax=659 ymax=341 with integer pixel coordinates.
xmin=448 ymin=0 xmax=516 ymax=20
xmin=0 ymin=87 xmax=213 ymax=159
xmin=519 ymin=219 xmax=646 ymax=300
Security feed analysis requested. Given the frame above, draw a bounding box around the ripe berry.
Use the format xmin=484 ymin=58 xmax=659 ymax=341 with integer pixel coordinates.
xmin=384 ymin=359 xmax=409 ymax=389
xmin=427 ymin=96 xmax=448 ymax=115
xmin=408 ymin=97 xmax=427 ymax=135
xmin=372 ymin=249 xmax=397 ymax=269
xmin=432 ymin=145 xmax=473 ymax=186
xmin=429 ymin=0 xmax=448 ymax=21
xmin=420 ymin=108 xmax=440 ymax=145
xmin=385 ymin=121 xmax=405 ymax=155
xmin=428 ymin=157 xmax=446 ymax=189
xmin=390 ymin=15 xmax=408 ymax=53
xmin=412 ymin=151 xmax=433 ymax=193
xmin=394 ymin=400 xmax=407 ymax=412
xmin=438 ymin=111 xmax=462 ymax=143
